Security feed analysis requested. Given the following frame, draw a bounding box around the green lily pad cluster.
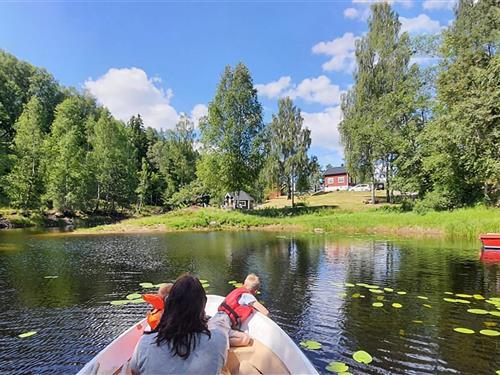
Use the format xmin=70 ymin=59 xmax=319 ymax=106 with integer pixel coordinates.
xmin=324 ymin=350 xmax=373 ymax=373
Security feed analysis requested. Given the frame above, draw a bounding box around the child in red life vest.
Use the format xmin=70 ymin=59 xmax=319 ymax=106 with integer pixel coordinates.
xmin=217 ymin=273 xmax=269 ymax=347
xmin=142 ymin=283 xmax=173 ymax=331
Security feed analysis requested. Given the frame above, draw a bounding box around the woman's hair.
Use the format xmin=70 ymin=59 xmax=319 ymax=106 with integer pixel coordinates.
xmin=154 ymin=274 xmax=210 ymax=359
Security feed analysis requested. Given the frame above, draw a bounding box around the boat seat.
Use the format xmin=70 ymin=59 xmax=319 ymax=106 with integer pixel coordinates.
xmin=222 ymin=338 xmax=290 ymax=375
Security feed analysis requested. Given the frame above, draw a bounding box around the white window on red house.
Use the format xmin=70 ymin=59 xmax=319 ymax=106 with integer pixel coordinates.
xmin=327 ymin=177 xmax=334 ymax=184
xmin=338 ymin=176 xmax=345 ymax=183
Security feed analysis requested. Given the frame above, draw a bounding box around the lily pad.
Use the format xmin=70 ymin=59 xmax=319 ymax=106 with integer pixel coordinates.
xmin=383 ymin=287 xmax=394 ymax=292
xmin=484 ymin=322 xmax=497 ymax=327
xmin=376 ymin=296 xmax=385 ymax=301
xmin=455 ymin=299 xmax=471 ymax=304
xmin=489 ymin=297 xmax=500 ymax=302
xmin=228 ymin=280 xmax=237 ymax=284
xmin=489 ymin=311 xmax=500 ymax=317
xmin=356 ymin=283 xmax=369 ymax=287
xmin=417 ymin=296 xmax=428 ymax=300
xmin=202 ymin=283 xmax=210 ymax=288
xmin=392 ymin=303 xmax=403 ymax=309
xmin=412 ymin=320 xmax=423 ymax=324
xmin=110 ymin=300 xmax=129 ymax=306
xmin=479 ymin=329 xmax=500 ymax=337
xmin=325 ymin=361 xmax=349 ymax=373
xmin=443 ymin=298 xmax=457 ymax=303
xmin=345 ymin=283 xmax=355 ymax=287
xmin=299 ymin=340 xmax=322 ymax=350
xmin=455 ymin=293 xmax=472 ymax=298
xmin=444 ymin=292 xmax=454 ymax=295
xmin=18 ymin=331 xmax=37 ymax=338
xmin=199 ymin=279 xmax=208 ymax=283
xmin=139 ymin=282 xmax=154 ymax=288
xmin=126 ymin=293 xmax=142 ymax=300
xmin=397 ymin=291 xmax=407 ymax=295
xmin=233 ymin=283 xmax=243 ymax=288
xmin=369 ymin=289 xmax=383 ymax=294
xmin=453 ymin=327 xmax=475 ymax=334
xmin=44 ymin=275 xmax=59 ymax=279
xmin=129 ymin=298 xmax=145 ymax=304
xmin=423 ymin=304 xmax=432 ymax=308
xmin=372 ymin=302 xmax=384 ymax=307
xmin=366 ymin=285 xmax=379 ymax=289
xmin=353 ymin=350 xmax=373 ymax=364
xmin=473 ymin=294 xmax=485 ymax=300
xmin=352 ymin=293 xmax=361 ymax=298
xmin=467 ymin=308 xmax=488 ymax=315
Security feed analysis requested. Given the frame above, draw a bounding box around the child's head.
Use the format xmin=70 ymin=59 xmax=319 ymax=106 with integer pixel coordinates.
xmin=158 ymin=283 xmax=173 ymax=298
xmin=244 ymin=273 xmax=261 ymax=293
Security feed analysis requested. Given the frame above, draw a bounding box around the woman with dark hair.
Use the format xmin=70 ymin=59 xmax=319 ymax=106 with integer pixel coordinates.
xmin=130 ymin=275 xmax=229 ymax=374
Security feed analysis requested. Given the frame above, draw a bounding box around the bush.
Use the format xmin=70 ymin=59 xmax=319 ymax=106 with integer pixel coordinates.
xmin=414 ymin=190 xmax=453 ymax=215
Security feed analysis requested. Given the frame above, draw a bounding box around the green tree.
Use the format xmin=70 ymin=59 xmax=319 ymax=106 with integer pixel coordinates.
xmin=265 ymin=97 xmax=312 ymax=206
xmin=126 ymin=114 xmax=149 ymax=167
xmin=422 ymin=0 xmax=499 ymax=206
xmin=149 ymin=115 xmax=198 ymax=201
xmin=136 ymin=157 xmax=150 ymax=212
xmin=44 ymin=96 xmax=95 ymax=212
xmin=199 ymin=63 xmax=264 ymax=199
xmin=340 ymin=3 xmax=420 ymax=204
xmin=4 ymin=97 xmax=46 ymax=208
xmin=90 ymin=111 xmax=138 ymax=211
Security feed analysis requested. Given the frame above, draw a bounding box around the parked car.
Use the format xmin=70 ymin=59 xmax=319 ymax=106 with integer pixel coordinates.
xmin=349 ymin=184 xmax=371 ymax=192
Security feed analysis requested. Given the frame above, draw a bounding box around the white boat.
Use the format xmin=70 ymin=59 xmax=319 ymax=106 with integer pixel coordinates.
xmin=77 ymin=294 xmax=318 ymax=375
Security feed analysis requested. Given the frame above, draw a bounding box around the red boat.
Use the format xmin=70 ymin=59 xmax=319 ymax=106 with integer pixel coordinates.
xmin=480 ymin=233 xmax=500 ymax=262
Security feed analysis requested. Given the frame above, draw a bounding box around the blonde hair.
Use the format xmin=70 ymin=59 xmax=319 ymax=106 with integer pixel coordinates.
xmin=158 ymin=283 xmax=173 ymax=298
xmin=244 ymin=273 xmax=261 ymax=292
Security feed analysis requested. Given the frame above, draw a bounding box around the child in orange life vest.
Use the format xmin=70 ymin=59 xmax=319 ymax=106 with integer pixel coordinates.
xmin=217 ymin=273 xmax=269 ymax=347
xmin=142 ymin=283 xmax=173 ymax=331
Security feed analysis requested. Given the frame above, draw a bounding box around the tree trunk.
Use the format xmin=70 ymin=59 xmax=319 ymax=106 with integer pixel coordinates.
xmin=371 ymin=176 xmax=376 ymax=205
xmin=94 ymin=184 xmax=100 ymax=212
xmin=385 ymin=158 xmax=390 ymax=204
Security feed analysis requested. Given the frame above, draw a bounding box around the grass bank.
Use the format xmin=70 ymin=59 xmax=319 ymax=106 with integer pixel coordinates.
xmin=78 ymin=206 xmax=499 ymax=240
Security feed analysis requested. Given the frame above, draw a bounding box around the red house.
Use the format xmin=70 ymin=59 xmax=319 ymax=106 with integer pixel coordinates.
xmin=323 ymin=166 xmax=355 ymax=191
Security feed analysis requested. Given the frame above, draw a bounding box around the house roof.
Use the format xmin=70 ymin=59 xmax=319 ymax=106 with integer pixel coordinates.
xmin=225 ymin=190 xmax=255 ymax=201
xmin=323 ymin=166 xmax=347 ymax=176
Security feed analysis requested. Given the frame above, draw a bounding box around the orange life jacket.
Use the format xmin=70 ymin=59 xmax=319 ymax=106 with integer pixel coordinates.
xmin=218 ymin=287 xmax=255 ymax=329
xmin=142 ymin=294 xmax=165 ymax=330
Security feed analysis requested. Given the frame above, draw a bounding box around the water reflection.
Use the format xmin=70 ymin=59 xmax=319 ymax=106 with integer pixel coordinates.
xmin=0 ymin=231 xmax=498 ymax=374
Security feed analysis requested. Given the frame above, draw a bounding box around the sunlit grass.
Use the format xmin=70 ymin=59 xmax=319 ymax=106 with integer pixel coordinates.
xmin=83 ymin=205 xmax=500 ymax=240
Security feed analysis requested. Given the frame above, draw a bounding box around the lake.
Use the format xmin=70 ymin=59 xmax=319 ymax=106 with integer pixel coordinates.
xmin=0 ymin=230 xmax=499 ymax=374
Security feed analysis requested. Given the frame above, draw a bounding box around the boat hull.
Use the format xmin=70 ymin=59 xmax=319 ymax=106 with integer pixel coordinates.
xmin=77 ymin=294 xmax=318 ymax=375
xmin=480 ymin=234 xmax=500 ymax=251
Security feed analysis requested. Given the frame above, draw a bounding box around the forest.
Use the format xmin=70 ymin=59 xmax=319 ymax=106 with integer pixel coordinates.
xmin=0 ymin=0 xmax=498 ymax=217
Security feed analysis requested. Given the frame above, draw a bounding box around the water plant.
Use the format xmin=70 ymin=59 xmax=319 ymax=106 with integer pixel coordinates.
xmin=18 ymin=331 xmax=37 ymax=338
xmin=325 ymin=361 xmax=349 ymax=373
xmin=299 ymin=340 xmax=322 ymax=350
xmin=353 ymin=350 xmax=373 ymax=364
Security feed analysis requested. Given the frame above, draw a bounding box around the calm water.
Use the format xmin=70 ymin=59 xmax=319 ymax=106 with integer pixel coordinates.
xmin=0 ymin=230 xmax=499 ymax=374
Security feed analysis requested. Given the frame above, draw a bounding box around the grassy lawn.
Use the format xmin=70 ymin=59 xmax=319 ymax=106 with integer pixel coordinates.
xmin=259 ymin=190 xmax=387 ymax=211
xmin=81 ymin=205 xmax=500 ymax=241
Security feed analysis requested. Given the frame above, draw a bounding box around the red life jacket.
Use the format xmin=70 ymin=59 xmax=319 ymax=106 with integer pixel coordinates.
xmin=218 ymin=287 xmax=255 ymax=328
xmin=142 ymin=294 xmax=165 ymax=330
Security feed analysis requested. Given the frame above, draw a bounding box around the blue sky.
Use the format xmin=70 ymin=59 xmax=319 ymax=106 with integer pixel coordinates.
xmin=0 ymin=1 xmax=455 ymax=166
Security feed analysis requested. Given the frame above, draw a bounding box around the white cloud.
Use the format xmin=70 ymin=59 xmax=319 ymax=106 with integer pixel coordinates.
xmin=312 ymin=32 xmax=360 ymax=73
xmin=256 ymin=75 xmax=342 ymax=105
xmin=84 ymin=67 xmax=179 ymax=130
xmin=254 ymin=76 xmax=292 ymax=99
xmin=302 ymin=106 xmax=343 ymax=154
xmin=343 ymin=7 xmax=359 ymax=19
xmin=286 ymin=76 xmax=341 ymax=106
xmin=422 ymin=0 xmax=456 ymax=10
xmin=352 ymin=0 xmax=413 ymax=7
xmin=190 ymin=104 xmax=208 ymax=128
xmin=400 ymin=14 xmax=443 ymax=34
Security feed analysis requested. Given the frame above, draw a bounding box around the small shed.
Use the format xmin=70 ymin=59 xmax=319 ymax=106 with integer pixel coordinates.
xmin=224 ymin=191 xmax=255 ymax=210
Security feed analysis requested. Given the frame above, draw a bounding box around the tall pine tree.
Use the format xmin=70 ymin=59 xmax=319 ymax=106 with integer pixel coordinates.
xmin=4 ymin=97 xmax=46 ymax=208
